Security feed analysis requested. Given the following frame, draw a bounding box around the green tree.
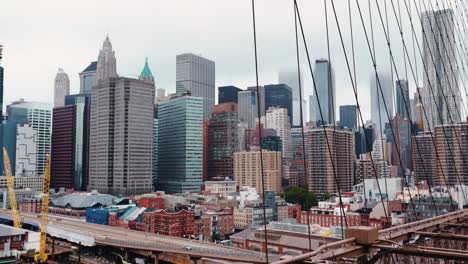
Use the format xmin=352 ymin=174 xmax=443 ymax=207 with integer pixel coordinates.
xmin=283 ymin=187 xmax=317 ymax=210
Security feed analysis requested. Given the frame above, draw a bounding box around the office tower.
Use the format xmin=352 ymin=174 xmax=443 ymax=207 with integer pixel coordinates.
xmin=238 ymin=90 xmax=259 ymax=129
xmin=157 ymin=96 xmax=203 ymax=193
xmin=265 ymin=107 xmax=292 ymax=160
xmin=59 ymin=94 xmax=90 ymax=191
xmin=238 ymin=122 xmax=254 ymax=151
xmin=339 ymin=105 xmax=357 ymax=130
xmin=434 ymin=123 xmax=468 ymax=186
xmin=88 ymin=36 xmax=154 ymax=195
xmin=176 ymin=53 xmax=215 ymax=119
xmin=412 ymin=132 xmax=435 ymax=185
xmin=234 ymin=148 xmax=282 ymax=193
xmin=355 ymin=121 xmax=375 ymax=157
xmin=153 ymin=116 xmax=158 ymax=189
xmin=422 ymin=9 xmax=459 ymax=131
xmin=391 ymin=115 xmax=412 ymax=175
xmin=395 ymin=79 xmax=410 ymax=119
xmin=264 ymin=84 xmax=293 ymax=125
xmin=95 ymin=35 xmax=117 ymax=84
xmin=15 ymin=124 xmax=37 ymax=176
xmin=307 ymin=127 xmax=354 ymax=196
xmin=2 ymin=100 xmax=52 ymax=175
xmin=53 ymin=68 xmax=70 ymax=107
xmin=218 ymin=86 xmax=242 ymax=104
xmin=312 ymin=59 xmax=335 ymax=125
xmin=79 ymin=61 xmax=97 ymax=94
xmin=279 ymin=69 xmax=305 ymax=126
xmin=370 ymin=72 xmax=393 ymax=133
xmin=51 ymin=105 xmax=75 ymax=189
xmin=309 ymin=95 xmax=317 ymax=123
xmin=207 ymin=102 xmax=238 ymax=181
xmin=247 ymin=86 xmax=265 ymax=117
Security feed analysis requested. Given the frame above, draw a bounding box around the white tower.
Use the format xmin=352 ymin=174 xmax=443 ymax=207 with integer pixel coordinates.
xmin=53 ymin=68 xmax=70 ymax=107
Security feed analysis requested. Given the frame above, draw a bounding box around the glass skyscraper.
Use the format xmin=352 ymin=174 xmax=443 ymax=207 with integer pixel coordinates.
xmin=79 ymin=61 xmax=97 ymax=94
xmin=339 ymin=105 xmax=357 ymax=130
xmin=312 ymin=59 xmax=335 ymax=125
xmin=396 ymin=79 xmax=410 ymax=119
xmin=218 ymin=86 xmax=242 ymax=104
xmin=264 ymin=84 xmax=293 ymax=125
xmin=157 ymin=95 xmax=204 ymax=193
xmin=3 ymin=101 xmax=52 ymax=175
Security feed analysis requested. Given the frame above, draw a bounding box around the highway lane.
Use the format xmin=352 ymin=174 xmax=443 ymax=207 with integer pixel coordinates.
xmin=0 ymin=210 xmax=274 ymax=261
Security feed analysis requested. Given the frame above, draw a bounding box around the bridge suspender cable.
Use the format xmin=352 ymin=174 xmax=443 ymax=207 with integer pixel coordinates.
xmin=250 ymin=1 xmax=269 ymax=262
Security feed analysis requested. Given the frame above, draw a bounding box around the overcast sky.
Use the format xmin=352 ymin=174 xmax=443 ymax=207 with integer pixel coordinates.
xmin=0 ymin=0 xmax=449 ymax=121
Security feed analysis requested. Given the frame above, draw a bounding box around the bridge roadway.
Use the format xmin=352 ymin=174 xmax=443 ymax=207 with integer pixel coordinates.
xmin=0 ymin=211 xmax=275 ymax=263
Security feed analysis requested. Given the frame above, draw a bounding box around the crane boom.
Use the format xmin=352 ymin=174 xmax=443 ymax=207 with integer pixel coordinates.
xmin=35 ymin=154 xmax=50 ymax=263
xmin=3 ymin=148 xmax=22 ymax=229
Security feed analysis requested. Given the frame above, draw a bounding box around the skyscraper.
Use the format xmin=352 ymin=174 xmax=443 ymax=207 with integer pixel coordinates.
xmin=207 ymin=103 xmax=238 ymax=180
xmin=238 ymin=90 xmax=258 ymax=129
xmin=234 ymin=149 xmax=282 ymax=194
xmin=54 ymin=68 xmax=70 ymax=107
xmin=79 ymin=61 xmax=97 ymax=94
xmin=422 ymin=9 xmax=459 ymax=130
xmin=15 ymin=124 xmax=37 ymax=176
xmin=395 ymin=79 xmax=410 ymax=119
xmin=412 ymin=132 xmax=435 ymax=185
xmin=3 ymin=100 xmax=52 ymax=176
xmin=176 ymin=53 xmax=215 ymax=119
xmin=218 ymin=86 xmax=242 ymax=104
xmin=391 ymin=114 xmax=412 ymax=175
xmin=51 ymin=105 xmax=76 ymax=189
xmin=279 ymin=69 xmax=305 ymax=126
xmin=264 ymin=84 xmax=293 ymax=125
xmin=157 ymin=96 xmax=204 ymax=193
xmin=0 ymin=44 xmax=4 ymax=122
xmin=339 ymin=105 xmax=357 ymax=130
xmin=312 ymin=59 xmax=335 ymax=125
xmin=95 ymin=35 xmax=118 ymax=83
xmin=88 ymin=37 xmax=154 ymax=195
xmin=370 ymin=72 xmax=393 ymax=133
xmin=265 ymin=107 xmax=292 ymax=161
xmin=307 ymin=127 xmax=354 ymax=196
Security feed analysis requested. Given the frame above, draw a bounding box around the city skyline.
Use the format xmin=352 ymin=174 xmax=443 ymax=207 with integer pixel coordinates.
xmin=0 ymin=0 xmax=435 ymax=122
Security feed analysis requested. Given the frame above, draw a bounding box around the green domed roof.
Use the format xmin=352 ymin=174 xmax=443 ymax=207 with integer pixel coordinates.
xmin=139 ymin=57 xmax=154 ymax=81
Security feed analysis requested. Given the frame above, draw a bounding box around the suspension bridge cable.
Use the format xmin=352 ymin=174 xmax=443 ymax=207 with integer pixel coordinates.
xmin=391 ymin=0 xmax=462 ymax=209
xmin=411 ymin=0 xmax=468 ymax=204
xmin=250 ymin=0 xmax=269 ymax=262
xmin=324 ymin=0 xmax=345 ymax=235
xmin=354 ymin=0 xmax=420 ymax=219
xmin=328 ymin=0 xmax=391 ymax=225
xmin=294 ymin=0 xmax=349 ymax=231
xmin=293 ymin=0 xmax=312 ymax=251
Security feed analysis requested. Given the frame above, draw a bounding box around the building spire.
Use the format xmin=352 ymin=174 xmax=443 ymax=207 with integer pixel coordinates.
xmin=139 ymin=57 xmax=154 ymax=83
xmin=95 ymin=35 xmax=117 ymax=84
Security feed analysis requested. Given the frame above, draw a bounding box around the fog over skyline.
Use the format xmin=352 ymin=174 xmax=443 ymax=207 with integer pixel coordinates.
xmin=1 ymin=0 xmax=433 ymax=121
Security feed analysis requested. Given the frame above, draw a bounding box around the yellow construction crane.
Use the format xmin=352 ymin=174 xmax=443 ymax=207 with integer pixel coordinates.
xmin=35 ymin=154 xmax=50 ymax=263
xmin=3 ymin=148 xmax=22 ymax=228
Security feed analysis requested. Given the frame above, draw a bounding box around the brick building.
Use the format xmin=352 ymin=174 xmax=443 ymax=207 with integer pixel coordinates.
xmin=143 ymin=209 xmax=195 ymax=237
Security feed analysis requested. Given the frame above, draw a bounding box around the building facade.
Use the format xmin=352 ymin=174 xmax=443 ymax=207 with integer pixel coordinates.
xmin=53 ymin=68 xmax=70 ymax=107
xmin=233 ymin=149 xmax=282 ymax=194
xmin=207 ymin=103 xmax=238 ymax=180
xmin=176 ymin=53 xmax=215 ymax=119
xmin=157 ymin=96 xmax=204 ymax=193
xmin=79 ymin=61 xmax=97 ymax=94
xmin=265 ymin=107 xmax=292 ymax=160
xmin=15 ymin=124 xmax=37 ymax=176
xmin=307 ymin=127 xmax=354 ymax=196
xmin=422 ymin=9 xmax=459 ymax=131
xmin=395 ymin=79 xmax=410 ymax=119
xmin=311 ymin=59 xmax=335 ymax=125
xmin=51 ymin=106 xmax=75 ymax=189
xmin=264 ymin=84 xmax=293 ymax=126
xmin=218 ymin=86 xmax=242 ymax=104
xmin=370 ymin=72 xmax=393 ymax=133
xmin=3 ymin=101 xmax=52 ymax=176
xmin=339 ymin=105 xmax=357 ymax=130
